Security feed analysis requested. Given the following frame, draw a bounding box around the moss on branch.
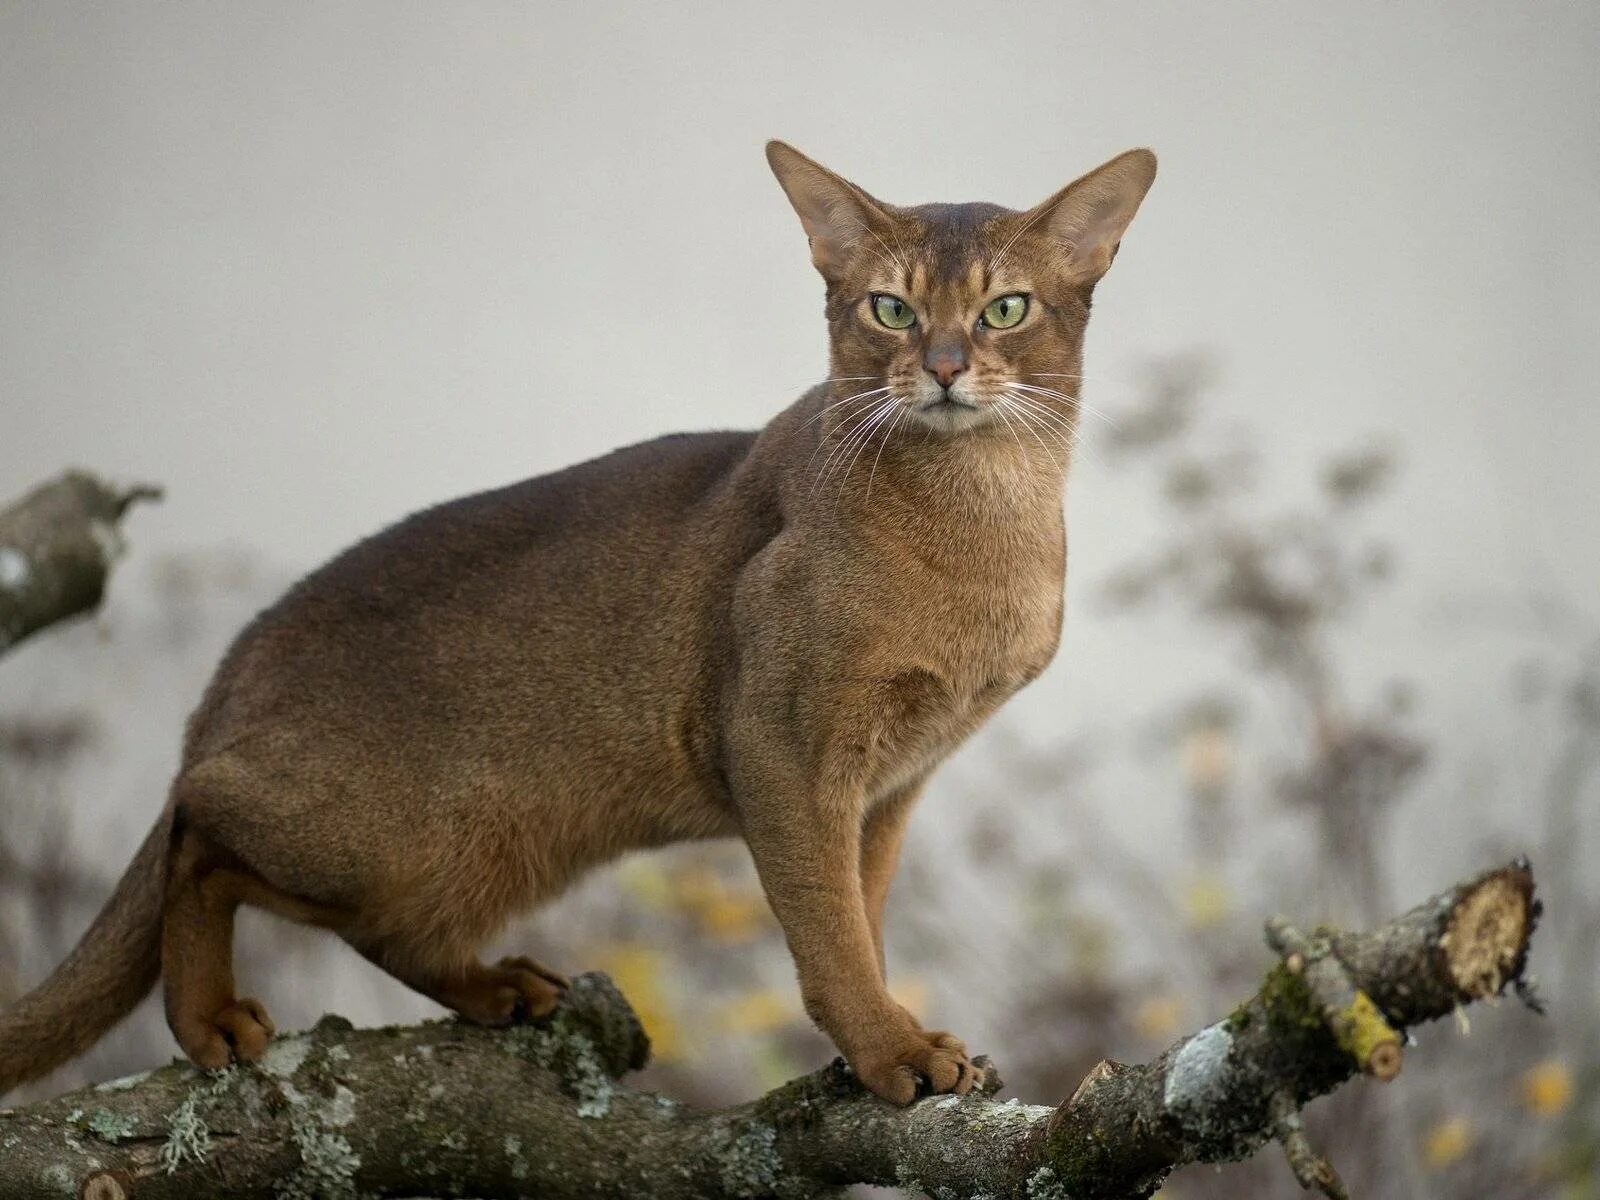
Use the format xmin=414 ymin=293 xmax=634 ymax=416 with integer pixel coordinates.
xmin=0 ymin=861 xmax=1540 ymax=1199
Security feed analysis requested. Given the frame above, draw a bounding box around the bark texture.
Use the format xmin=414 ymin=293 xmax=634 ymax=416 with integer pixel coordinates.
xmin=0 ymin=472 xmax=161 ymax=656
xmin=0 ymin=862 xmax=1539 ymax=1199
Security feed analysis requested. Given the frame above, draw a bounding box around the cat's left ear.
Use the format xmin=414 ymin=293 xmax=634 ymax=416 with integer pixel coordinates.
xmin=1027 ymin=148 xmax=1157 ymax=284
xmin=766 ymin=141 xmax=897 ymax=282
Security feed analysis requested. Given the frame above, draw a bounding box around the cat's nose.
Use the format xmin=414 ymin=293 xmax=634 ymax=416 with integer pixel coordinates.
xmin=924 ymin=351 xmax=967 ymax=390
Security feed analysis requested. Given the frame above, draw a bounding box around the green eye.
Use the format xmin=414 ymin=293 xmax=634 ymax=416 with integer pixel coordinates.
xmin=871 ymin=294 xmax=916 ymax=330
xmin=980 ymin=293 xmax=1028 ymax=329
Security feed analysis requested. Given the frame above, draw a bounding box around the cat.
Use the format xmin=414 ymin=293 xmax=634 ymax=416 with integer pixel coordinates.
xmin=0 ymin=140 xmax=1155 ymax=1104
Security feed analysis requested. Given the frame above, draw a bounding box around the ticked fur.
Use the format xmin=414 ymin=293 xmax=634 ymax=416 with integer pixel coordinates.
xmin=0 ymin=141 xmax=1155 ymax=1104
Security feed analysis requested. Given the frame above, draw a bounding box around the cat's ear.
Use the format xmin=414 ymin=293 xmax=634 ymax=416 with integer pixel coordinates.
xmin=766 ymin=141 xmax=896 ymax=282
xmin=1026 ymin=148 xmax=1157 ymax=284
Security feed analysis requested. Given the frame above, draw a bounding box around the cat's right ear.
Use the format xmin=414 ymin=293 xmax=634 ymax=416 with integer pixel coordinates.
xmin=766 ymin=141 xmax=895 ymax=282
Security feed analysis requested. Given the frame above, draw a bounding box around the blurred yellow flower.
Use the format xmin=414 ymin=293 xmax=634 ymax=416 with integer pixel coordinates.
xmin=1133 ymin=995 xmax=1185 ymax=1043
xmin=618 ymin=860 xmax=674 ymax=910
xmin=1182 ymin=876 xmax=1231 ymax=929
xmin=751 ymin=1041 xmax=804 ymax=1091
xmin=597 ymin=942 xmax=686 ymax=1063
xmin=720 ymin=989 xmax=798 ymax=1035
xmin=696 ymin=893 xmax=772 ymax=943
xmin=1422 ymin=1116 xmax=1473 ymax=1169
xmin=666 ymin=864 xmax=773 ymax=943
xmin=669 ymin=864 xmax=723 ymax=909
xmin=1519 ymin=1059 xmax=1574 ymax=1116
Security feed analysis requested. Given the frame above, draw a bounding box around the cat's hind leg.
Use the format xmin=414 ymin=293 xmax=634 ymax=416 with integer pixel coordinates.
xmin=345 ymin=934 xmax=567 ymax=1025
xmin=160 ymin=829 xmax=275 ymax=1068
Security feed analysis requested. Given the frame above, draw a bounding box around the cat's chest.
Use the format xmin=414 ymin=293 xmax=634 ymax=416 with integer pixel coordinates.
xmin=848 ymin=539 xmax=1064 ymax=792
xmin=866 ymin=519 xmax=1064 ymax=674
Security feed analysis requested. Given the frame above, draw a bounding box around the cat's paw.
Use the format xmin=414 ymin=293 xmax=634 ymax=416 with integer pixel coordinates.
xmin=174 ymin=997 xmax=275 ymax=1069
xmin=497 ymin=955 xmax=570 ymax=992
xmin=851 ymin=1029 xmax=980 ymax=1105
xmin=450 ymin=958 xmax=564 ymax=1026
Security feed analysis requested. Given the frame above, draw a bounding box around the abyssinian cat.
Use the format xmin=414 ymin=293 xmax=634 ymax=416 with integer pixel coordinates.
xmin=0 ymin=141 xmax=1155 ymax=1104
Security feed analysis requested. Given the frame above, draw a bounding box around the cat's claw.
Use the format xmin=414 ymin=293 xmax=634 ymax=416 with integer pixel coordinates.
xmin=852 ymin=1031 xmax=978 ymax=1106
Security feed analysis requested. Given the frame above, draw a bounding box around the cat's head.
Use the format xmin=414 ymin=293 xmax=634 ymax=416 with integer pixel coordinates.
xmin=767 ymin=141 xmax=1155 ymax=439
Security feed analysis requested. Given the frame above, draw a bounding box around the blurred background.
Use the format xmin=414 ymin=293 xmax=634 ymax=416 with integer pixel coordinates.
xmin=2 ymin=3 xmax=1596 ymax=1196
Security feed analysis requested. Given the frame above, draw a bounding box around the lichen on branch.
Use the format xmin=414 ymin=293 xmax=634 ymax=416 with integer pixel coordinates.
xmin=0 ymin=861 xmax=1540 ymax=1199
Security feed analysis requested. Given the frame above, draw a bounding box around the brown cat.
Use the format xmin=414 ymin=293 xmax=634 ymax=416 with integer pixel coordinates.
xmin=0 ymin=141 xmax=1155 ymax=1104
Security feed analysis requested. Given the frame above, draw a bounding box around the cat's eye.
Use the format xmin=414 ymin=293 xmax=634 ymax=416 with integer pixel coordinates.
xmin=980 ymin=294 xmax=1029 ymax=330
xmin=871 ymin=294 xmax=916 ymax=330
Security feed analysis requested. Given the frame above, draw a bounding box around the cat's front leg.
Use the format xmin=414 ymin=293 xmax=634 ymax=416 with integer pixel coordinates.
xmin=860 ymin=778 xmax=925 ymax=978
xmin=735 ymin=765 xmax=977 ymax=1105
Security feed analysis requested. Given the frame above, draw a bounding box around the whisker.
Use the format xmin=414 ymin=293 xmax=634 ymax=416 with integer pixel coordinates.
xmin=842 ymin=217 xmax=911 ymax=283
xmin=805 ymin=393 xmax=892 ymax=476
xmin=838 ymin=400 xmax=902 ymax=489
xmin=799 ymin=385 xmax=892 ymax=435
xmin=881 ymin=216 xmax=914 ymax=282
xmin=1007 ymin=382 xmax=1121 ymax=431
xmin=990 ymin=400 xmax=1032 ymax=461
xmin=1002 ymin=391 xmax=1093 ymax=466
xmin=1061 ymin=396 xmax=1123 ymax=431
xmin=812 ymin=397 xmax=899 ymax=497
xmin=999 ymin=397 xmax=1064 ymax=463
xmin=1007 ymin=381 xmax=1079 ymax=401
xmin=1001 ymin=387 xmax=1079 ymax=433
xmin=989 ymin=203 xmax=1054 ymax=279
xmin=812 ymin=400 xmax=892 ymax=477
xmin=833 ymin=399 xmax=903 ymax=504
xmin=868 ymin=227 xmax=911 ymax=282
xmin=802 ymin=396 xmax=895 ymax=475
xmin=1009 ymin=392 xmax=1101 ymax=469
xmin=863 ymin=403 xmax=907 ymax=504
xmin=1001 ymin=393 xmax=1075 ymax=455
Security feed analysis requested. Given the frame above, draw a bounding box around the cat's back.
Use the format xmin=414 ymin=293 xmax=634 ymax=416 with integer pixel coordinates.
xmin=294 ymin=427 xmax=757 ymax=611
xmin=185 ymin=428 xmax=760 ymax=759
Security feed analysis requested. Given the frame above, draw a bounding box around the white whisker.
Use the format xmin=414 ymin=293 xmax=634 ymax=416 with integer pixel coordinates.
xmin=989 ymin=203 xmax=1054 ymax=279
xmin=999 ymin=396 xmax=1065 ymax=463
xmin=1001 ymin=393 xmax=1075 ymax=453
xmin=1009 ymin=390 xmax=1101 ymax=468
xmin=1002 ymin=390 xmax=1095 ymax=466
xmin=805 ymin=393 xmax=890 ymax=476
xmin=863 ymin=403 xmax=907 ymax=503
xmin=799 ymin=385 xmax=892 ymax=435
xmin=843 ymin=217 xmax=911 ymax=283
xmin=812 ymin=397 xmax=899 ymax=497
xmin=834 ymin=399 xmax=903 ymax=505
xmin=990 ymin=400 xmax=1032 ymax=461
xmin=1007 ymin=381 xmax=1121 ymax=431
xmin=1001 ymin=387 xmax=1079 ymax=434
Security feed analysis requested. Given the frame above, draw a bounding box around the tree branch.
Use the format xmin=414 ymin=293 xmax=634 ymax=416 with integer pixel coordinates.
xmin=0 ymin=861 xmax=1539 ymax=1199
xmin=0 ymin=471 xmax=161 ymax=657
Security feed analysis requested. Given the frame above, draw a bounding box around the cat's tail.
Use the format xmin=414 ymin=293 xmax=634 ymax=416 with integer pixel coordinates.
xmin=0 ymin=809 xmax=170 ymax=1095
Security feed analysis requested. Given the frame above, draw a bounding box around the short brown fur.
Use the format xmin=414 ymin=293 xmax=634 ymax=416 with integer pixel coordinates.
xmin=0 ymin=141 xmax=1155 ymax=1103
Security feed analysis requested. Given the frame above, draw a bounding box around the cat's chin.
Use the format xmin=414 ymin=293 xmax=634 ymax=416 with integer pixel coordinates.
xmin=909 ymin=397 xmax=995 ymax=435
